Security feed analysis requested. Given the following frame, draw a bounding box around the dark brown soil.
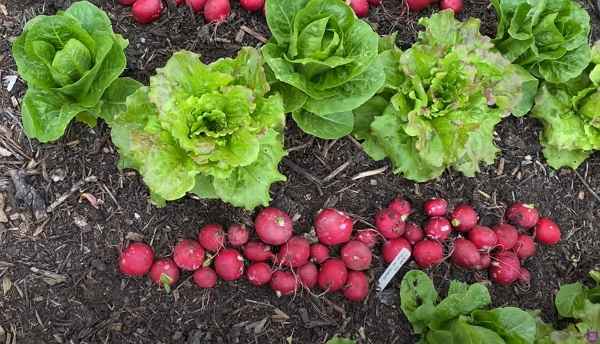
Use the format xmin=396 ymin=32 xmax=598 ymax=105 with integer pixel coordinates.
xmin=1 ymin=0 xmax=599 ymax=343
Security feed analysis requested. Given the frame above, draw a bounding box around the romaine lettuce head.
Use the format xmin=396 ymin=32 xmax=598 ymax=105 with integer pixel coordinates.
xmin=352 ymin=10 xmax=523 ymax=182
xmin=529 ymin=41 xmax=600 ymax=170
xmin=110 ymin=48 xmax=287 ymax=210
xmin=491 ymin=0 xmax=591 ymax=84
xmin=12 ymin=1 xmax=132 ymax=142
xmin=263 ymin=0 xmax=385 ymax=139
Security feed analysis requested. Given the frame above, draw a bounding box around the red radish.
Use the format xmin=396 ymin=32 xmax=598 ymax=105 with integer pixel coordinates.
xmin=423 ymin=198 xmax=447 ymax=217
xmin=277 ymin=236 xmax=310 ymax=268
xmin=243 ymin=240 xmax=275 ymax=262
xmin=491 ymin=224 xmax=519 ymax=251
xmin=450 ymin=238 xmax=480 ymax=269
xmin=317 ymin=259 xmax=348 ymax=292
xmin=297 ymin=262 xmax=318 ymax=288
xmin=424 ymin=216 xmax=452 ymax=242
xmin=505 ymin=203 xmax=539 ymax=228
xmin=439 ymin=0 xmax=462 ymax=14
xmin=412 ymin=240 xmax=444 ymax=269
xmin=239 ymin=0 xmax=264 ymax=12
xmin=213 ymin=248 xmax=244 ymax=281
xmin=226 ymin=223 xmax=249 ymax=247
xmin=246 ymin=262 xmax=272 ymax=286
xmin=348 ymin=0 xmax=369 ymax=18
xmin=270 ymin=270 xmax=300 ymax=297
xmin=172 ymin=239 xmax=205 ymax=271
xmin=388 ymin=197 xmax=411 ymax=219
xmin=340 ymin=240 xmax=372 ymax=271
xmin=516 ymin=267 xmax=531 ymax=286
xmin=402 ymin=222 xmax=424 ymax=245
xmin=309 ymin=243 xmax=329 ymax=264
xmin=477 ymin=253 xmax=491 ymax=269
xmin=131 ymin=0 xmax=163 ymax=24
xmin=314 ymin=208 xmax=354 ymax=245
xmin=513 ymin=233 xmax=535 ymax=259
xmin=203 ymin=0 xmax=230 ymax=23
xmin=375 ymin=207 xmax=406 ymax=239
xmin=532 ymin=218 xmax=561 ymax=245
xmin=117 ymin=0 xmax=138 ymax=5
xmin=367 ymin=0 xmax=381 ymax=3
xmin=448 ymin=204 xmax=478 ymax=232
xmin=406 ymin=0 xmax=432 ymax=10
xmin=489 ymin=251 xmax=521 ymax=285
xmin=119 ymin=242 xmax=154 ymax=277
xmin=186 ymin=0 xmax=208 ymax=12
xmin=193 ymin=267 xmax=218 ymax=288
xmin=381 ymin=237 xmax=412 ymax=264
xmin=353 ymin=229 xmax=379 ymax=248
xmin=198 ymin=223 xmax=226 ymax=251
xmin=468 ymin=226 xmax=497 ymax=252
xmin=149 ymin=258 xmax=180 ymax=291
xmin=254 ymin=207 xmax=293 ymax=246
xmin=342 ymin=271 xmax=368 ymax=301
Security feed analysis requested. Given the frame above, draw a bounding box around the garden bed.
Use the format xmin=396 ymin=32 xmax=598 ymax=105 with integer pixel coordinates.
xmin=0 ymin=0 xmax=599 ymax=343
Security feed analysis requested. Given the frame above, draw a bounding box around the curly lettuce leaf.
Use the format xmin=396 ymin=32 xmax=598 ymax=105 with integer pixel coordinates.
xmin=110 ymin=48 xmax=287 ymax=210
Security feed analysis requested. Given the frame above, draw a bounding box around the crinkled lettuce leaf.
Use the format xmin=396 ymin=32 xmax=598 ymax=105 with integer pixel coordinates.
xmin=263 ymin=0 xmax=385 ymax=139
xmin=352 ymin=10 xmax=523 ymax=182
xmin=12 ymin=1 xmax=131 ymax=142
xmin=110 ymin=48 xmax=287 ymax=210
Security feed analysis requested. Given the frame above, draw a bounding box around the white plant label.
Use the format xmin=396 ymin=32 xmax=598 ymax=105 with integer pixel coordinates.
xmin=377 ymin=248 xmax=411 ymax=291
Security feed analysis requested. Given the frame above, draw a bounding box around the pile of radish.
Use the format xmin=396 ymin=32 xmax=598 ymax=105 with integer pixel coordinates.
xmin=406 ymin=0 xmax=462 ymax=14
xmin=375 ymin=197 xmax=561 ymax=286
xmin=117 ymin=197 xmax=561 ymax=300
xmin=117 ymin=0 xmax=232 ymax=25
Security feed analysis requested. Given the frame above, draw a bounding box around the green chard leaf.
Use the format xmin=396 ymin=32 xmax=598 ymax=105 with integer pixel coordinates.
xmin=110 ymin=48 xmax=287 ymax=211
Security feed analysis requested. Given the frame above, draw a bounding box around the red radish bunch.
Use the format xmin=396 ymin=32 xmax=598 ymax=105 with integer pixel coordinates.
xmin=117 ymin=0 xmax=230 ymax=25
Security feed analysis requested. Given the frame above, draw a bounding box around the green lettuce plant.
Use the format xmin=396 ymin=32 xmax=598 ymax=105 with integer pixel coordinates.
xmin=109 ymin=47 xmax=287 ymax=210
xmin=352 ymin=10 xmax=523 ymax=182
xmin=529 ymin=269 xmax=600 ymax=343
xmin=262 ymin=0 xmax=385 ymax=139
xmin=12 ymin=1 xmax=139 ymax=142
xmin=529 ymin=42 xmax=600 ymax=170
xmin=491 ymin=0 xmax=591 ymax=85
xmin=400 ymin=270 xmax=537 ymax=344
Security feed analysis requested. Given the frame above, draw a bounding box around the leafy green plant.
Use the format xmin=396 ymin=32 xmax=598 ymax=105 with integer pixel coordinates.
xmin=529 ymin=42 xmax=600 ymax=170
xmin=352 ymin=10 xmax=523 ymax=182
xmin=400 ymin=270 xmax=537 ymax=344
xmin=262 ymin=0 xmax=385 ymax=139
xmin=12 ymin=1 xmax=139 ymax=142
xmin=108 ymin=47 xmax=287 ymax=210
xmin=529 ymin=269 xmax=600 ymax=343
xmin=491 ymin=0 xmax=591 ymax=85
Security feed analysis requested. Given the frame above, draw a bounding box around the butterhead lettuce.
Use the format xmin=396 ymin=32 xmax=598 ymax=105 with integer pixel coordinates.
xmin=12 ymin=1 xmax=138 ymax=142
xmin=109 ymin=48 xmax=288 ymax=210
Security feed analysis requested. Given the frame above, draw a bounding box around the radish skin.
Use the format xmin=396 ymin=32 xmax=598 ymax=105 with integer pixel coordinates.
xmin=424 ymin=216 xmax=452 ymax=242
xmin=198 ymin=223 xmax=226 ymax=252
xmin=388 ymin=197 xmax=411 ymax=219
xmin=513 ymin=233 xmax=535 ymax=259
xmin=254 ymin=207 xmax=293 ymax=246
xmin=348 ymin=0 xmax=369 ymax=18
xmin=172 ymin=239 xmax=205 ymax=271
xmin=450 ymin=238 xmax=480 ymax=269
xmin=448 ymin=204 xmax=478 ymax=232
xmin=240 ymin=0 xmax=264 ymax=12
xmin=149 ymin=258 xmax=179 ymax=290
xmin=277 ymin=236 xmax=310 ymax=268
xmin=246 ymin=262 xmax=272 ymax=286
xmin=423 ymin=198 xmax=447 ymax=217
xmin=532 ymin=218 xmax=561 ymax=245
xmin=119 ymin=242 xmax=154 ymax=277
xmin=342 ymin=271 xmax=368 ymax=301
xmin=194 ymin=267 xmax=218 ymax=288
xmin=468 ymin=226 xmax=497 ymax=252
xmin=131 ymin=0 xmax=163 ymax=24
xmin=516 ymin=267 xmax=531 ymax=286
xmin=186 ymin=0 xmax=209 ymax=12
xmin=243 ymin=240 xmax=274 ymax=262
xmin=297 ymin=262 xmax=319 ymax=288
xmin=314 ymin=208 xmax=354 ymax=245
xmin=412 ymin=240 xmax=444 ymax=269
xmin=402 ymin=222 xmax=424 ymax=245
xmin=317 ymin=259 xmax=348 ymax=292
xmin=353 ymin=229 xmax=379 ymax=248
xmin=381 ymin=237 xmax=411 ymax=264
xmin=203 ymin=0 xmax=230 ymax=23
xmin=505 ymin=203 xmax=540 ymax=228
xmin=375 ymin=207 xmax=406 ymax=239
xmin=213 ymin=248 xmax=244 ymax=281
xmin=489 ymin=251 xmax=520 ymax=285
xmin=227 ymin=223 xmax=249 ymax=247
xmin=309 ymin=243 xmax=329 ymax=264
xmin=270 ymin=270 xmax=300 ymax=296
xmin=439 ymin=0 xmax=463 ymax=14
xmin=491 ymin=224 xmax=519 ymax=251
xmin=340 ymin=240 xmax=372 ymax=271
xmin=477 ymin=253 xmax=491 ymax=269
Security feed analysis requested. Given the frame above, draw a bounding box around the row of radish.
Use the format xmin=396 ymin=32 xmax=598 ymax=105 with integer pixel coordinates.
xmin=117 ymin=0 xmax=233 ymax=24
xmin=407 ymin=0 xmax=462 ymax=13
xmin=375 ymin=197 xmax=562 ymax=286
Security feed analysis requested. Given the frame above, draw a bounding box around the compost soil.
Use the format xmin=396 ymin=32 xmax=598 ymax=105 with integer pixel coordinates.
xmin=0 ymin=0 xmax=600 ymax=343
